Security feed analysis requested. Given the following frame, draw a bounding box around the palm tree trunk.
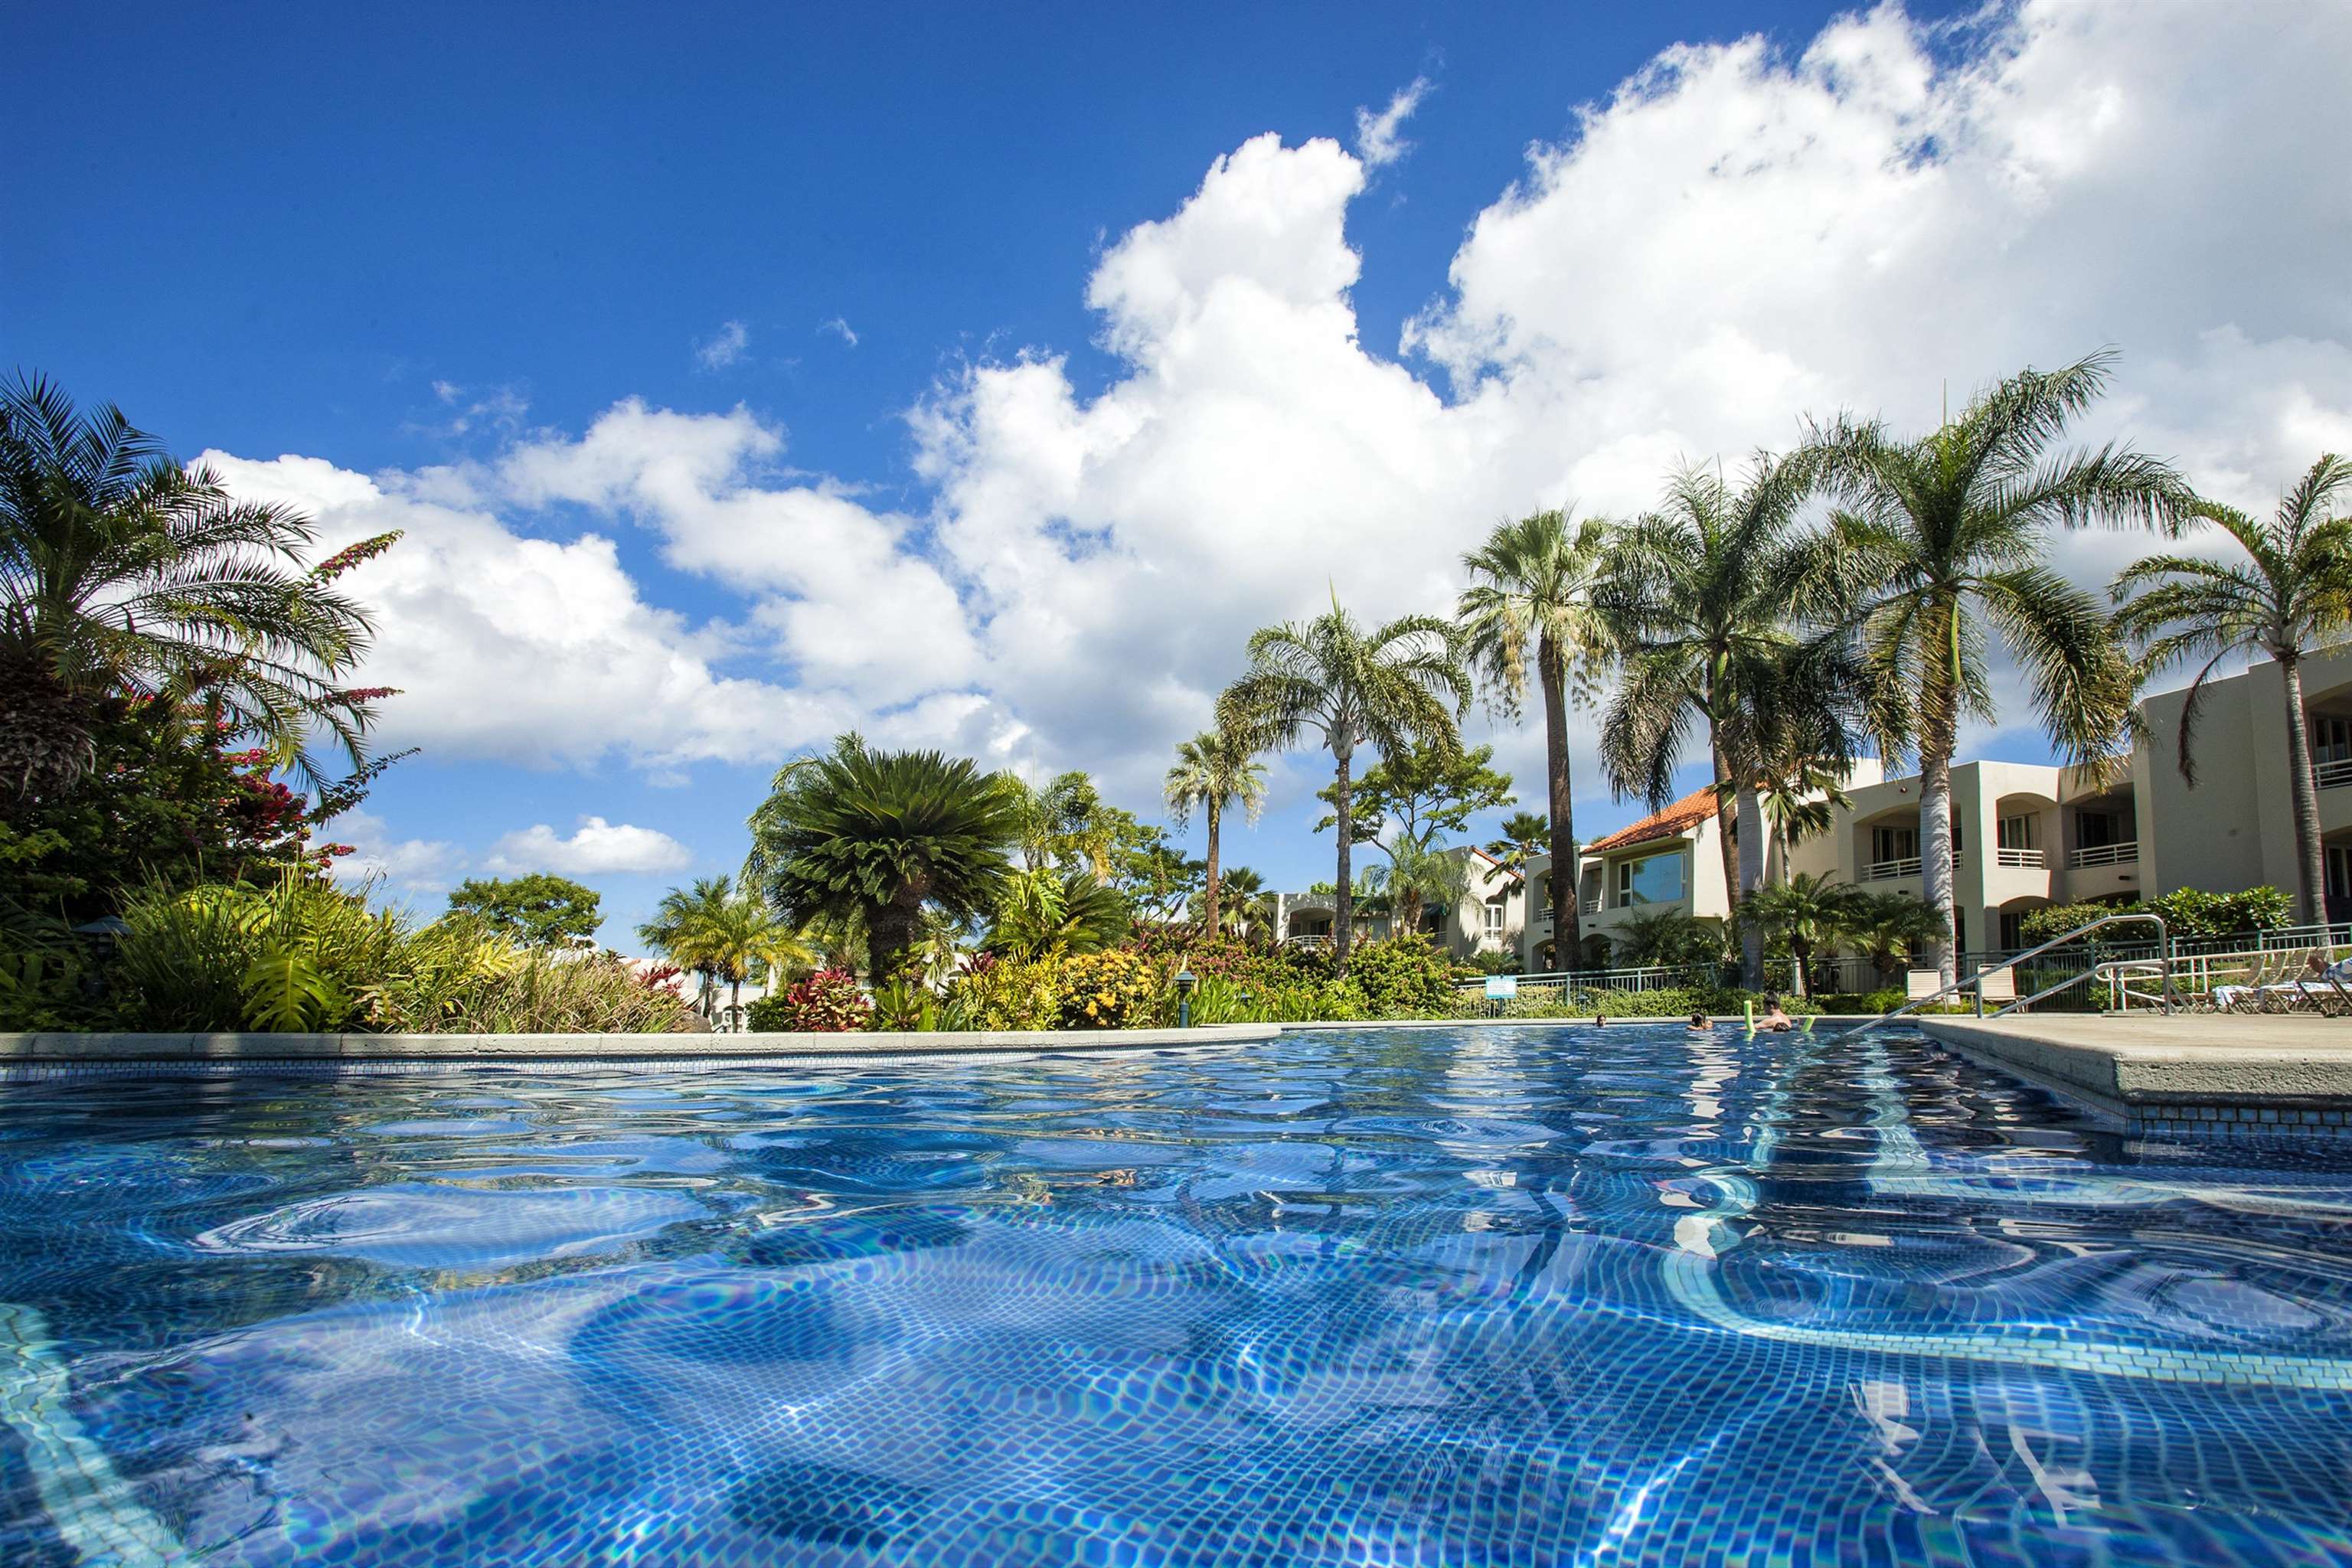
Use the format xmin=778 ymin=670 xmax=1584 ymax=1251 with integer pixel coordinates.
xmin=1202 ymin=797 xmax=1223 ymax=937
xmin=2282 ymin=655 xmax=2328 ymax=926
xmin=1333 ymin=742 xmax=1354 ymax=972
xmin=728 ymin=975 xmax=743 ymax=1034
xmin=1710 ymin=730 xmax=1740 ymax=926
xmin=867 ymin=890 xmax=923 ymax=986
xmin=1791 ymin=939 xmax=1811 ymax=999
xmin=1538 ymin=635 xmax=1579 ymax=953
xmin=1736 ymin=783 xmax=1766 ymax=991
xmin=1919 ymin=723 xmax=1959 ymax=991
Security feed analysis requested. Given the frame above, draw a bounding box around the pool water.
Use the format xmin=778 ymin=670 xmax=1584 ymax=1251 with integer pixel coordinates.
xmin=2 ymin=1025 xmax=2348 ymax=1565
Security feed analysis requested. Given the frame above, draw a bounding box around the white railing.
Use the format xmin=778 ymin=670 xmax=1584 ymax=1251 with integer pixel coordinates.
xmin=2320 ymin=756 xmax=2352 ymax=789
xmin=1867 ymin=856 xmax=1922 ymax=880
xmin=1994 ymin=848 xmax=2046 ymax=868
xmin=2069 ymin=841 xmax=2139 ymax=869
xmin=1580 ymin=896 xmax=1602 ymax=915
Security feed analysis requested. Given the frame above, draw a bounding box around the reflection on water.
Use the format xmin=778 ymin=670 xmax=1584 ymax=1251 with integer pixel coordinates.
xmin=1 ymin=1024 xmax=2348 ymax=1565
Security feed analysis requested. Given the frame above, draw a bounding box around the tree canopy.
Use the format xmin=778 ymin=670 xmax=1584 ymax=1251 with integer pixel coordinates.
xmin=447 ymin=874 xmax=603 ymax=949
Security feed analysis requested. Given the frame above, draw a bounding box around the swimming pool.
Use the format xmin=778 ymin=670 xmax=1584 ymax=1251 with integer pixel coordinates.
xmin=2 ymin=1024 xmax=2347 ymax=1564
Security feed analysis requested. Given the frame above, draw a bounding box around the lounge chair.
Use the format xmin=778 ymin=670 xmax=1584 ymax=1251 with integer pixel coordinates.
xmin=2215 ymin=950 xmax=2352 ymax=1015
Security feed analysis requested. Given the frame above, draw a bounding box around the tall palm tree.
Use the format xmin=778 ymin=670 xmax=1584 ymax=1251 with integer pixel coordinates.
xmin=0 ymin=374 xmax=389 ymax=804
xmin=2112 ymin=454 xmax=2352 ymax=923
xmin=1217 ymin=598 xmax=1468 ymax=970
xmin=749 ymin=746 xmax=1023 ymax=982
xmin=1212 ymin=864 xmax=1276 ymax=942
xmin=1597 ymin=454 xmax=1844 ymax=988
xmin=1811 ymin=352 xmax=2190 ymax=985
xmin=1736 ymin=871 xmax=1865 ymax=998
xmin=1714 ymin=740 xmax=1855 ymax=887
xmin=1163 ymin=727 xmax=1266 ymax=936
xmin=1459 ymin=509 xmax=1613 ymax=952
xmin=1485 ymin=810 xmax=1550 ymax=876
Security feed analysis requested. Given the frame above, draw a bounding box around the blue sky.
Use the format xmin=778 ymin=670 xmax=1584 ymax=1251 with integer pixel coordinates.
xmin=7 ymin=2 xmax=2347 ymax=942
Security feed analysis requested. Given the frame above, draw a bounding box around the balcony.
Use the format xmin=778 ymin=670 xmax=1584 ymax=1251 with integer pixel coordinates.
xmin=1867 ymin=855 xmax=1922 ymax=880
xmin=2321 ymin=756 xmax=2352 ymax=790
xmin=2069 ymin=841 xmax=2140 ymax=869
xmin=1581 ymin=896 xmax=1602 ymax=915
xmin=1994 ymin=848 xmax=2047 ymax=869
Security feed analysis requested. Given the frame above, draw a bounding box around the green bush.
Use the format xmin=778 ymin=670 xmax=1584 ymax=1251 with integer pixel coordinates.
xmin=1343 ymin=936 xmax=1464 ymax=1017
xmin=2147 ymin=886 xmax=2293 ymax=938
xmin=1570 ymin=985 xmax=1824 ymax=1019
xmin=944 ymin=953 xmax=1063 ymax=1030
xmin=103 ymin=876 xmax=691 ymax=1034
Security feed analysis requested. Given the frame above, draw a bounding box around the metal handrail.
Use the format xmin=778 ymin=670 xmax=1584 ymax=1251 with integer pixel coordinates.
xmin=1857 ymin=911 xmax=2177 ymax=1033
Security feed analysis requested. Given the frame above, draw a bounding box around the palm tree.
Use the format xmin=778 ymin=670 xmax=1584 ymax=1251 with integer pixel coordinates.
xmin=1597 ymin=454 xmax=1845 ymax=989
xmin=1611 ymin=907 xmax=1726 ymax=971
xmin=639 ymin=876 xmax=815 ymax=1026
xmin=1811 ymin=352 xmax=2190 ymax=985
xmin=1736 ymin=871 xmax=1865 ymax=998
xmin=2112 ymin=456 xmax=2352 ymax=925
xmin=988 ymin=865 xmax=1132 ymax=957
xmin=1716 ymin=747 xmax=1854 ymax=887
xmin=1485 ymin=810 xmax=1550 ymax=876
xmin=1849 ymin=890 xmax=1949 ymax=988
xmin=1217 ymin=598 xmax=1468 ymax=970
xmin=1459 ymin=509 xmax=1615 ymax=953
xmin=1164 ymin=727 xmax=1267 ymax=936
xmin=1212 ymin=865 xmax=1276 ymax=942
xmin=0 ymin=375 xmax=390 ymax=805
xmin=1368 ymin=837 xmax=1469 ymax=938
xmin=748 ymin=746 xmax=1022 ymax=982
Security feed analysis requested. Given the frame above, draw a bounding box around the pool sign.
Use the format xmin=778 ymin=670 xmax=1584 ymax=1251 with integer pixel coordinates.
xmin=1484 ymin=975 xmax=1518 ymax=1001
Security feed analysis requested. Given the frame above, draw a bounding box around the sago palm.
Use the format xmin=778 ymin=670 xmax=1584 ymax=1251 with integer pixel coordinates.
xmin=1217 ymin=596 xmax=1468 ymax=969
xmin=0 ymin=374 xmax=390 ymax=804
xmin=749 ymin=746 xmax=1021 ymax=982
xmin=1459 ymin=508 xmax=1613 ymax=950
xmin=1811 ymin=351 xmax=2190 ymax=985
xmin=2112 ymin=453 xmax=2352 ymax=923
xmin=1598 ymin=452 xmax=1845 ymax=988
xmin=1164 ymin=726 xmax=1266 ymax=936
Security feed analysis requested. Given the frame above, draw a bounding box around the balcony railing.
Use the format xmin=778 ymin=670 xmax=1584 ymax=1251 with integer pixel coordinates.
xmin=1867 ymin=855 xmax=1922 ymax=880
xmin=2069 ymin=841 xmax=2140 ymax=869
xmin=2320 ymin=756 xmax=2352 ymax=790
xmin=1581 ymin=896 xmax=1602 ymax=915
xmin=1994 ymin=847 xmax=2047 ymax=869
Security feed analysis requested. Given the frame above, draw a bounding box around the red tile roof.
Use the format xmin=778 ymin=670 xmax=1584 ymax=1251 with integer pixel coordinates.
xmin=1583 ymin=786 xmax=1718 ymax=855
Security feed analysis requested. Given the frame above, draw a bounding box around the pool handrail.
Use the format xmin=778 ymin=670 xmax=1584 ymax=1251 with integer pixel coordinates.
xmin=1855 ymin=911 xmax=2177 ymax=1033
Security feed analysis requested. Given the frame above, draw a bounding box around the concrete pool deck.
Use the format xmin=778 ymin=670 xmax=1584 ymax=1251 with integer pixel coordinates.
xmin=1919 ymin=1013 xmax=2352 ymax=1143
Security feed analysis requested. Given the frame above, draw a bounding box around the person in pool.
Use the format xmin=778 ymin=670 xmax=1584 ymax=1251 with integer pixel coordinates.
xmin=1687 ymin=1011 xmax=1710 ymax=1031
xmin=1759 ymin=994 xmax=1795 ymax=1032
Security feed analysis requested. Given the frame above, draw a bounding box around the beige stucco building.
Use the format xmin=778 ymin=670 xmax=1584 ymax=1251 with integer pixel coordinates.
xmin=1511 ymin=640 xmax=2352 ymax=973
xmin=1274 ymin=845 xmax=1527 ymax=962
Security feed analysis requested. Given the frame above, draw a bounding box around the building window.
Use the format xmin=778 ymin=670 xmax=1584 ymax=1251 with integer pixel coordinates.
xmin=1614 ymin=851 xmax=1685 ymax=907
xmin=2315 ymin=714 xmax=2352 ymax=764
xmin=2328 ymin=844 xmax=2351 ymax=900
xmin=1999 ymin=909 xmax=2032 ymax=950
xmin=1997 ymin=815 xmax=2037 ymax=851
xmin=1870 ymin=825 xmax=1917 ymax=865
xmin=1481 ymin=900 xmax=1506 ymax=936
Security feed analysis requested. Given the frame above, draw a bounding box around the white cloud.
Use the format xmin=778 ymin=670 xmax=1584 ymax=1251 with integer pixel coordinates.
xmin=485 ymin=817 xmax=694 ymax=875
xmin=213 ymin=2 xmax=2352 ymax=838
xmin=695 ymin=320 xmax=750 ymax=371
xmin=820 ymin=316 xmax=859 ymax=348
xmin=328 ymin=810 xmax=461 ymax=893
xmin=1354 ymin=76 xmax=1431 ymax=168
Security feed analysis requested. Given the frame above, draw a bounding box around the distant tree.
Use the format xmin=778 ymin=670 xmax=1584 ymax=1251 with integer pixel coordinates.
xmin=1459 ymin=508 xmax=1614 ymax=949
xmin=639 ymin=874 xmax=816 ymax=1025
xmin=749 ymin=746 xmax=1021 ymax=982
xmin=1315 ymin=740 xmax=1514 ymax=861
xmin=2112 ymin=454 xmax=2352 ymax=924
xmin=448 ymin=873 xmax=603 ymax=949
xmin=1847 ymin=890 xmax=1950 ymax=986
xmin=1219 ymin=598 xmax=1468 ymax=971
xmin=1485 ymin=810 xmax=1550 ymax=876
xmin=1811 ymin=351 xmax=2190 ymax=985
xmin=1367 ymin=835 xmax=1472 ymax=936
xmin=1208 ymin=864 xmax=1277 ymax=942
xmin=1610 ymin=908 xmax=1727 ymax=970
xmin=1164 ymin=727 xmax=1267 ymax=936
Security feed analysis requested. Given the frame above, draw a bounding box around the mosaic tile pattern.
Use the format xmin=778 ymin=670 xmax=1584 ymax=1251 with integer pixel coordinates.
xmin=0 ymin=1025 xmax=2348 ymax=1563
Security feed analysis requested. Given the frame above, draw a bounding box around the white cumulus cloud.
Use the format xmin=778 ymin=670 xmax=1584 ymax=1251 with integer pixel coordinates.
xmin=485 ymin=817 xmax=694 ymax=875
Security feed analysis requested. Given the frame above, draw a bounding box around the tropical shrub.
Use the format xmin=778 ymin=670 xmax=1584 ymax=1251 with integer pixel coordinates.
xmin=946 ymin=953 xmax=1064 ymax=1031
xmin=1059 ymin=948 xmax=1162 ymax=1028
xmin=2017 ymin=900 xmax=2141 ymax=946
xmin=2145 ymin=886 xmax=2294 ymax=939
xmin=1344 ymin=936 xmax=1463 ymax=1017
xmin=748 ymin=969 xmax=871 ymax=1032
xmin=1571 ymin=985 xmax=1821 ymax=1019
